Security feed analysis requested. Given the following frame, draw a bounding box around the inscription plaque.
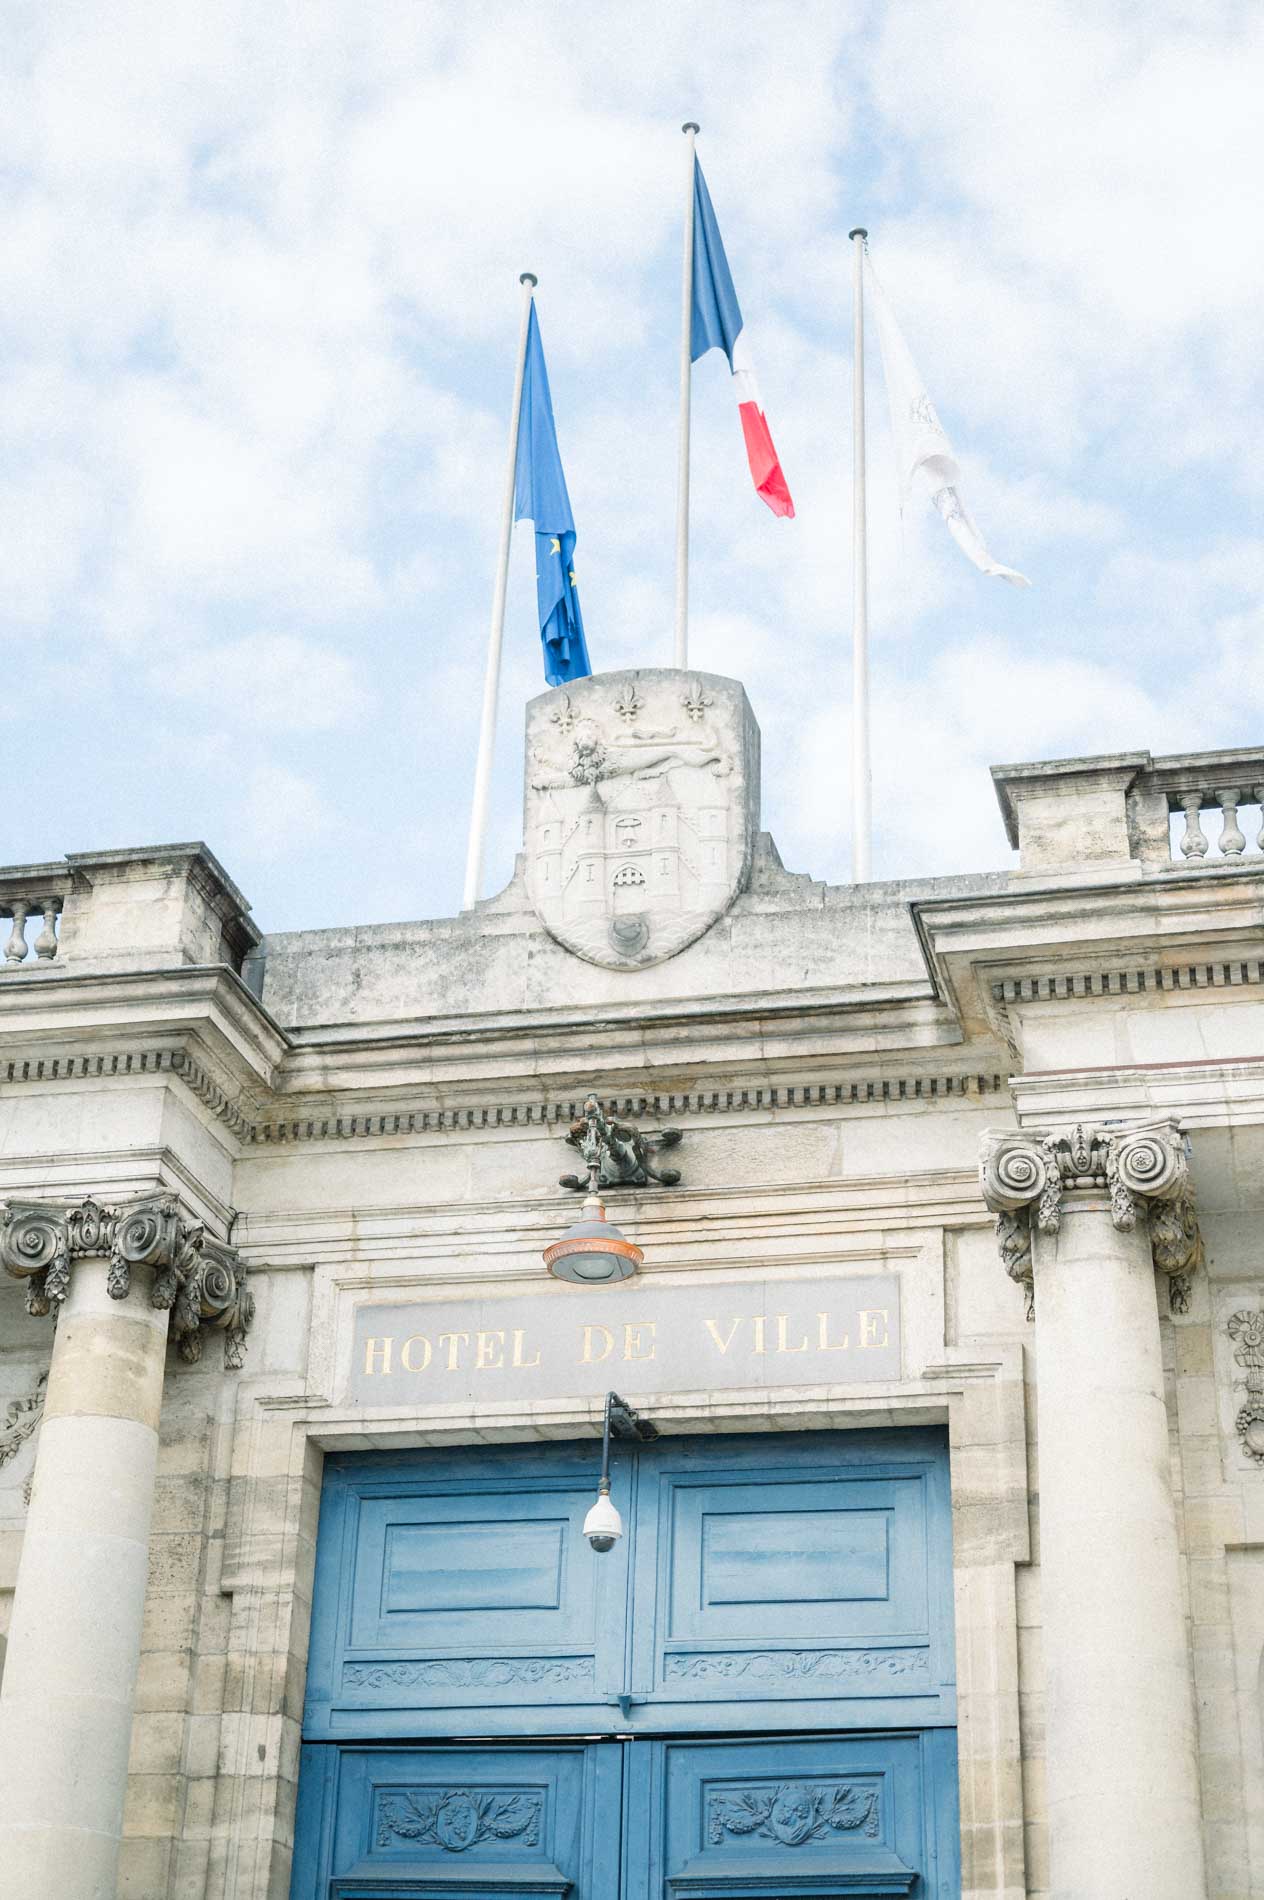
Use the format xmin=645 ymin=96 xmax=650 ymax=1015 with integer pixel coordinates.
xmin=349 ymin=1272 xmax=900 ymax=1406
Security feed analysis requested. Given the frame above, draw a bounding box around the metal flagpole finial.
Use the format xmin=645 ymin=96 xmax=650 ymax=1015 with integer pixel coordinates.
xmin=848 ymin=228 xmax=868 ymax=242
xmin=681 ymin=121 xmax=700 ymax=135
xmin=519 ymin=272 xmax=538 ymax=287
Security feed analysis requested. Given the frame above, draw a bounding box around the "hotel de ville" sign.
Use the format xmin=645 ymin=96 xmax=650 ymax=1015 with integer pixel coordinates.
xmin=350 ymin=1271 xmax=901 ymax=1406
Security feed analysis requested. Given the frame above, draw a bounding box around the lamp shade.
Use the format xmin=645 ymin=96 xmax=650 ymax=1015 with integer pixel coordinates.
xmin=543 ymin=1196 xmax=642 ymax=1283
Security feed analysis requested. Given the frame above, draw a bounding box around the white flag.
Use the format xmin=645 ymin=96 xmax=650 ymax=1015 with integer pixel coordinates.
xmin=865 ymin=254 xmax=1030 ymax=587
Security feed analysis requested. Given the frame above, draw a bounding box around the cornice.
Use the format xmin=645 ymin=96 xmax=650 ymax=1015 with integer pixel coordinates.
xmin=0 ymin=965 xmax=287 ymax=1081
xmin=249 ymin=1069 xmax=1007 ymax=1145
xmin=991 ymin=955 xmax=1264 ymax=1004
xmin=0 ymin=1038 xmax=1008 ymax=1148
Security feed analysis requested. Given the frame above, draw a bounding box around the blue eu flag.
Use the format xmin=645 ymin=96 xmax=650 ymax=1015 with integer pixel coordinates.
xmin=514 ymin=303 xmax=592 ymax=686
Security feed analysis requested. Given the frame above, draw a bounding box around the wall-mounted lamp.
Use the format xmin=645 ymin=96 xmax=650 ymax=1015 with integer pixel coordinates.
xmin=583 ymin=1390 xmax=658 ymax=1552
xmin=544 ymin=1096 xmax=682 ymax=1283
xmin=543 ymin=1186 xmax=643 ymax=1284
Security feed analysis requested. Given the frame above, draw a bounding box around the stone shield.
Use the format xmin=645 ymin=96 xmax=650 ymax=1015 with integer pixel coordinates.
xmin=524 ymin=669 xmax=759 ymax=969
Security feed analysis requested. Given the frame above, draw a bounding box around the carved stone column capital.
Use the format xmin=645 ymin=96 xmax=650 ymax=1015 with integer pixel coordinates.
xmin=0 ymin=1191 xmax=253 ymax=1367
xmin=978 ymin=1118 xmax=1200 ymax=1317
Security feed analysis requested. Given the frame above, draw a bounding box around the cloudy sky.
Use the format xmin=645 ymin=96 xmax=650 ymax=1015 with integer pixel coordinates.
xmin=3 ymin=2 xmax=1261 ymax=932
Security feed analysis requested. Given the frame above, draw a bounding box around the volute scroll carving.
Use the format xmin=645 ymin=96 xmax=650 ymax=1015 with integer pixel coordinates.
xmin=979 ymin=1118 xmax=1201 ymax=1318
xmin=0 ymin=1192 xmax=253 ymax=1368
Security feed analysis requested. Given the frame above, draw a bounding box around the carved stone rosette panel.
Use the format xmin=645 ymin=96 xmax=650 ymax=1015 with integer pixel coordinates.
xmin=978 ymin=1119 xmax=1201 ymax=1319
xmin=1227 ymin=1309 xmax=1264 ymax=1464
xmin=0 ymin=1192 xmax=254 ymax=1368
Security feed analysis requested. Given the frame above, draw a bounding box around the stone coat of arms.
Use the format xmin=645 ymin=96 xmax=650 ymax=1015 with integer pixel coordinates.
xmin=524 ymin=669 xmax=759 ymax=969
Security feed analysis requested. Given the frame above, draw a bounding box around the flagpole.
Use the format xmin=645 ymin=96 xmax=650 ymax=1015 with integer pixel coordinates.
xmin=462 ymin=271 xmax=537 ymax=912
xmin=673 ymin=121 xmax=699 ymax=670
xmin=849 ymin=227 xmax=871 ymax=884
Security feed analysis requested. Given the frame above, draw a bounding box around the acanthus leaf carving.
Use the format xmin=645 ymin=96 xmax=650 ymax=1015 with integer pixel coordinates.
xmin=663 ymin=1646 xmax=928 ymax=1684
xmin=979 ymin=1119 xmax=1199 ymax=1318
xmin=0 ymin=1192 xmax=252 ymax=1368
xmin=344 ymin=1655 xmax=594 ymax=1691
xmin=375 ymin=1787 xmax=542 ymax=1852
xmin=706 ymin=1781 xmax=880 ymax=1846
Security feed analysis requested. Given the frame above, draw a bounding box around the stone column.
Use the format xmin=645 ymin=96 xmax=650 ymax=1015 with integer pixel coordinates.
xmin=0 ymin=1195 xmax=253 ymax=1899
xmin=980 ymin=1121 xmax=1207 ymax=1900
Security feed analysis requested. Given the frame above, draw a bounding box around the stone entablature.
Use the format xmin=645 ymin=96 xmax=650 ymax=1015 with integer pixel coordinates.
xmin=0 ymin=1192 xmax=254 ymax=1366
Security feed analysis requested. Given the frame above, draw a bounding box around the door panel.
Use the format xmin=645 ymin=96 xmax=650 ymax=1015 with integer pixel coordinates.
xmin=291 ymin=1741 xmax=623 ymax=1900
xmin=306 ymin=1430 xmax=954 ymax=1740
xmin=304 ymin=1446 xmax=632 ymax=1739
xmin=627 ymin=1733 xmax=959 ymax=1900
xmin=628 ymin=1433 xmax=954 ymax=1731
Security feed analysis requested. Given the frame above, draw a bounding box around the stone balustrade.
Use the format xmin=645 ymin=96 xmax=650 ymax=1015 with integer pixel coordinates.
xmin=0 ymin=867 xmax=72 ymax=969
xmin=1132 ymin=748 xmax=1264 ymax=864
xmin=993 ymin=745 xmax=1264 ymax=878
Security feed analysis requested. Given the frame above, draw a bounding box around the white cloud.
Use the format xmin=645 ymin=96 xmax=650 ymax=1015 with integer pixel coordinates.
xmin=237 ymin=762 xmax=340 ymax=859
xmin=1 ymin=2 xmax=1261 ymax=927
xmin=152 ymin=632 xmax=371 ymax=732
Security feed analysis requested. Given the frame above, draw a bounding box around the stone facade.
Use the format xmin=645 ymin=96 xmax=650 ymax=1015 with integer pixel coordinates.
xmin=0 ymin=677 xmax=1261 ymax=1898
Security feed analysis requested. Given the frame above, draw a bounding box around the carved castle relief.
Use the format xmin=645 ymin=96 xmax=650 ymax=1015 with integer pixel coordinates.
xmin=524 ymin=670 xmax=758 ymax=969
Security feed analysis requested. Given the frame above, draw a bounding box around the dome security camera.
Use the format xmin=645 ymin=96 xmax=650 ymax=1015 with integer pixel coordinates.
xmin=583 ymin=1482 xmax=623 ymax=1553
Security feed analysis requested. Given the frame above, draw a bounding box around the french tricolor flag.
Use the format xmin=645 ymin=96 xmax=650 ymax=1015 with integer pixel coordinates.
xmin=691 ymin=160 xmax=794 ymax=519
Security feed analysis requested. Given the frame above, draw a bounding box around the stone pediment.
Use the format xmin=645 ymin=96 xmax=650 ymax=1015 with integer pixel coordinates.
xmin=523 ymin=670 xmax=759 ymax=969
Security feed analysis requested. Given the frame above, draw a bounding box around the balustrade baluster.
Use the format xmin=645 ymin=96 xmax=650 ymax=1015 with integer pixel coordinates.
xmin=33 ymin=901 xmax=60 ymax=962
xmin=1215 ymin=788 xmax=1246 ymax=857
xmin=1255 ymin=786 xmax=1264 ymax=855
xmin=1177 ymin=793 xmax=1209 ymax=859
xmin=3 ymin=903 xmax=30 ymax=965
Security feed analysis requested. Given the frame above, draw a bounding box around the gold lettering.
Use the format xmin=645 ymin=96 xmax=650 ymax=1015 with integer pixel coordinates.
xmin=437 ymin=1331 xmax=470 ymax=1371
xmin=363 ymin=1336 xmax=393 ymax=1376
xmin=752 ymin=1315 xmax=767 ymax=1355
xmin=474 ymin=1330 xmax=505 ymax=1371
xmin=775 ymin=1314 xmax=809 ymax=1354
xmin=581 ymin=1324 xmax=614 ymax=1364
xmin=858 ymin=1308 xmax=890 ymax=1349
xmin=511 ymin=1328 xmax=541 ymax=1369
xmin=704 ymin=1317 xmax=743 ymax=1355
xmin=817 ymin=1311 xmax=849 ymax=1351
xmin=623 ymin=1321 xmax=657 ymax=1362
xmin=401 ymin=1334 xmax=431 ymax=1372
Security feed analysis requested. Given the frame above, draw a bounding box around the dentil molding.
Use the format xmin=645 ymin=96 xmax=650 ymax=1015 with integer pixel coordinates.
xmin=978 ymin=1118 xmax=1200 ymax=1319
xmin=0 ymin=1192 xmax=254 ymax=1367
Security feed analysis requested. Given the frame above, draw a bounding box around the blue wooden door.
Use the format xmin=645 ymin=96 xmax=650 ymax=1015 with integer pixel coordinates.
xmin=294 ymin=1430 xmax=958 ymax=1898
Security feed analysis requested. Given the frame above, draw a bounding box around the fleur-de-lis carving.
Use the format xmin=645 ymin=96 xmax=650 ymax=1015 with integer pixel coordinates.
xmin=613 ymin=682 xmax=643 ymax=724
xmin=550 ymin=693 xmax=577 ymax=734
xmin=681 ymin=682 xmax=712 ymax=723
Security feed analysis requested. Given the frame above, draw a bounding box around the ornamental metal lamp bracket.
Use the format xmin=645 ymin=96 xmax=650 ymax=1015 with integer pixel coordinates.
xmin=582 ymin=1389 xmax=659 ymax=1554
xmin=559 ymin=1095 xmax=682 ymax=1192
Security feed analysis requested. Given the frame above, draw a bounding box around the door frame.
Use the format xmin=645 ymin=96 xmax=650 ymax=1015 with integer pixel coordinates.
xmin=215 ymin=1354 xmax=1029 ymax=1900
